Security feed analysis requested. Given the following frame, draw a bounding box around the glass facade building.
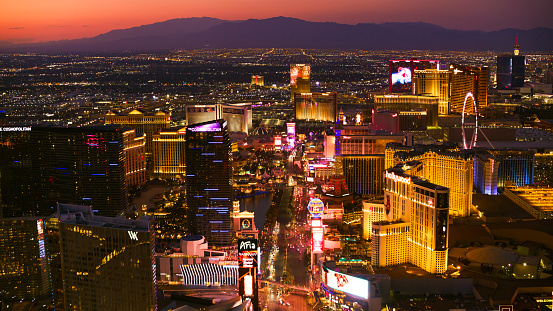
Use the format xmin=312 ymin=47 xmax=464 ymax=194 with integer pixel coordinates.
xmin=0 ymin=217 xmax=49 ymax=301
xmin=58 ymin=204 xmax=156 ymax=311
xmin=30 ymin=126 xmax=128 ymax=217
xmin=497 ymin=55 xmax=525 ymax=89
xmin=185 ymin=120 xmax=232 ymax=246
xmin=294 ymin=92 xmax=338 ymax=123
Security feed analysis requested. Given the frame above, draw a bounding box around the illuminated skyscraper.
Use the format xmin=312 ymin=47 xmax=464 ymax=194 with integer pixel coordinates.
xmin=413 ymin=69 xmax=451 ymax=115
xmin=0 ymin=217 xmax=49 ymax=301
xmin=294 ymin=92 xmax=337 ymax=123
xmin=290 ymin=64 xmax=311 ymax=103
xmin=30 ymin=126 xmax=128 ymax=216
xmin=123 ymin=129 xmax=146 ymax=187
xmin=152 ymin=127 xmax=186 ymax=179
xmin=449 ymin=64 xmax=488 ymax=113
xmin=105 ymin=109 xmax=171 ymax=156
xmin=335 ymin=125 xmax=405 ymax=195
xmin=497 ymin=36 xmax=525 ymax=90
xmin=487 ymin=149 xmax=534 ymax=189
xmin=0 ymin=126 xmax=32 ymax=218
xmin=57 ymin=204 xmax=156 ymax=311
xmin=372 ymin=166 xmax=449 ymax=274
xmin=186 ymin=120 xmax=232 ymax=246
xmin=386 ymin=143 xmax=473 ymax=217
xmin=251 ymin=75 xmax=264 ymax=86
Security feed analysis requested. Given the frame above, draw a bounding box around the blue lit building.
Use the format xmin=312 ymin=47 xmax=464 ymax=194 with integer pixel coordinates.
xmin=488 ymin=149 xmax=535 ymax=190
xmin=185 ymin=120 xmax=232 ymax=246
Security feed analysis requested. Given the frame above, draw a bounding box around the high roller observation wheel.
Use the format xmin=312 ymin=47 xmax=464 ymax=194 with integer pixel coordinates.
xmin=461 ymin=92 xmax=478 ymax=149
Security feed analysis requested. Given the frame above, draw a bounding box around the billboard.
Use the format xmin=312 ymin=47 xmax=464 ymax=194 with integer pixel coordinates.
xmin=290 ymin=64 xmax=310 ymax=85
xmin=312 ymin=227 xmax=324 ymax=253
xmin=324 ymin=269 xmax=369 ymax=299
xmin=240 ymin=218 xmax=253 ymax=231
xmin=238 ymin=238 xmax=258 ymax=305
xmin=389 ymin=59 xmax=439 ymax=93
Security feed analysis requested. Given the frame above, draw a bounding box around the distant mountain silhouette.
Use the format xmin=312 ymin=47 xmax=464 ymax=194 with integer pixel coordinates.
xmin=3 ymin=17 xmax=553 ymax=52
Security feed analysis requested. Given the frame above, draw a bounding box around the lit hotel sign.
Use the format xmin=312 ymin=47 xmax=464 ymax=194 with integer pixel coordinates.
xmin=385 ymin=171 xmax=411 ymax=184
xmin=0 ymin=127 xmax=31 ymax=132
xmin=189 ymin=123 xmax=221 ymax=132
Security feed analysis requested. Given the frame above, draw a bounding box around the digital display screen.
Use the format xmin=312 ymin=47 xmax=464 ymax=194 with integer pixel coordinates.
xmin=324 ymin=269 xmax=369 ymax=299
xmin=390 ymin=60 xmax=413 ymax=93
xmin=312 ymin=227 xmax=324 ymax=253
xmin=189 ymin=122 xmax=222 ymax=132
xmin=291 ymin=65 xmax=310 ymax=85
xmin=389 ymin=60 xmax=439 ymax=93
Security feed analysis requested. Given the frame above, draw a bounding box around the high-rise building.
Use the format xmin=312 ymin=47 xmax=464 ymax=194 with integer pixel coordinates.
xmin=335 ymin=125 xmax=405 ymax=196
xmin=374 ymin=95 xmax=438 ymax=127
xmin=413 ymin=69 xmax=451 ymax=115
xmin=385 ymin=143 xmax=473 ymax=217
xmin=105 ymin=109 xmax=171 ymax=156
xmin=0 ymin=126 xmax=32 ymax=218
xmin=372 ymin=166 xmax=449 ymax=274
xmin=473 ymin=153 xmax=500 ymax=195
xmin=186 ymin=103 xmax=252 ymax=133
xmin=152 ymin=127 xmax=186 ymax=179
xmin=487 ymin=149 xmax=535 ymax=189
xmin=449 ymin=64 xmax=488 ymax=113
xmin=294 ymin=92 xmax=337 ymax=123
xmin=123 ymin=129 xmax=146 ymax=187
xmin=186 ymin=120 xmax=233 ymax=246
xmin=0 ymin=217 xmax=49 ymax=301
xmin=497 ymin=36 xmax=525 ymax=90
xmin=57 ymin=204 xmax=156 ymax=311
xmin=290 ymin=64 xmax=311 ymax=103
xmin=30 ymin=126 xmax=128 ymax=216
xmin=342 ymin=156 xmax=386 ymax=196
xmin=251 ymin=75 xmax=264 ymax=86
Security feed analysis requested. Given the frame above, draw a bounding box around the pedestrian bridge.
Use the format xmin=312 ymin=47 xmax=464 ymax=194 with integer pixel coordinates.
xmin=258 ymin=279 xmax=311 ymax=293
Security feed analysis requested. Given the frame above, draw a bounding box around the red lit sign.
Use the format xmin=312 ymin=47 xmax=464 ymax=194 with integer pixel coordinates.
xmin=312 ymin=227 xmax=324 ymax=253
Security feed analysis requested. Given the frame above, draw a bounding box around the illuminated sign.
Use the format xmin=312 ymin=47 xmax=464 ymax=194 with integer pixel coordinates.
xmin=0 ymin=127 xmax=31 ymax=132
xmin=244 ymin=275 xmax=253 ymax=296
xmin=385 ymin=171 xmax=411 ymax=184
xmin=290 ymin=65 xmax=310 ymax=85
xmin=128 ymin=231 xmax=138 ymax=241
xmin=240 ymin=218 xmax=252 ymax=231
xmin=189 ymin=122 xmax=222 ymax=132
xmin=389 ymin=59 xmax=439 ymax=93
xmin=238 ymin=238 xmax=258 ymax=302
xmin=312 ymin=227 xmax=324 ymax=253
xmin=37 ymin=219 xmax=45 ymax=258
xmin=306 ymin=177 xmax=314 ymax=182
xmin=311 ymin=218 xmax=322 ymax=227
xmin=324 ymin=269 xmax=369 ymax=300
xmin=274 ymin=136 xmax=282 ymax=147
xmin=308 ymin=198 xmax=324 ymax=218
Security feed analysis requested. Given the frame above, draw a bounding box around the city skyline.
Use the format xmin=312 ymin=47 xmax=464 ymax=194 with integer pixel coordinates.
xmin=2 ymin=0 xmax=553 ymax=44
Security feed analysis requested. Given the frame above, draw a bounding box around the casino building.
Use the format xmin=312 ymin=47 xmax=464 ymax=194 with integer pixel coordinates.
xmin=385 ymin=143 xmax=473 ymax=217
xmin=372 ymin=165 xmax=450 ymax=274
xmin=290 ymin=64 xmax=311 ymax=103
xmin=152 ymin=127 xmax=186 ymax=179
xmin=294 ymin=92 xmax=338 ymax=123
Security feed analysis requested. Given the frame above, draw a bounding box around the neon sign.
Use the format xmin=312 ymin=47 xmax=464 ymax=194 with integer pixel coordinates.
xmin=324 ymin=269 xmax=369 ymax=299
xmin=385 ymin=171 xmax=411 ymax=184
xmin=312 ymin=227 xmax=324 ymax=253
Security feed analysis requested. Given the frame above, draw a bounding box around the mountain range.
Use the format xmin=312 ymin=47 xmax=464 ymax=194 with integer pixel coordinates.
xmin=3 ymin=17 xmax=553 ymax=53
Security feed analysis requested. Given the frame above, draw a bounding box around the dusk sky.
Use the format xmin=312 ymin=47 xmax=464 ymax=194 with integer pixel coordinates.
xmin=2 ymin=0 xmax=552 ymax=44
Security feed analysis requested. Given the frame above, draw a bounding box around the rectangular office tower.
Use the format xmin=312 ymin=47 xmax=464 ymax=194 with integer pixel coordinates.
xmin=372 ymin=166 xmax=449 ymax=274
xmin=186 ymin=120 xmax=232 ymax=246
xmin=497 ymin=55 xmax=525 ymax=89
xmin=57 ymin=204 xmax=156 ymax=311
xmin=30 ymin=126 xmax=128 ymax=216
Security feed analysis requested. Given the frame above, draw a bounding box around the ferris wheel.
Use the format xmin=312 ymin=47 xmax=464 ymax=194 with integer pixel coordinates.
xmin=461 ymin=92 xmax=478 ymax=149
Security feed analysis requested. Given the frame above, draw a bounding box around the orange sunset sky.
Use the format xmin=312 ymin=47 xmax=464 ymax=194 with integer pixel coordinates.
xmin=1 ymin=0 xmax=552 ymax=44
